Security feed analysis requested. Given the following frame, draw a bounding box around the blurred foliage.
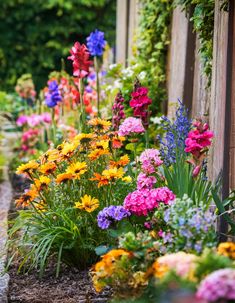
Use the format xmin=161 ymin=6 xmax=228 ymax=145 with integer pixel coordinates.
xmin=136 ymin=0 xmax=173 ymax=113
xmin=174 ymin=0 xmax=214 ymax=86
xmin=0 ymin=0 xmax=116 ymax=91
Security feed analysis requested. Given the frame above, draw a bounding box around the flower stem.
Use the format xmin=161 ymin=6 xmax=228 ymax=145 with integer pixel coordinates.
xmin=94 ymin=56 xmax=100 ymax=117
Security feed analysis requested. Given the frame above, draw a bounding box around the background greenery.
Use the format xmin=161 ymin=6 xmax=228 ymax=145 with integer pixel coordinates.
xmin=0 ymin=0 xmax=116 ymax=91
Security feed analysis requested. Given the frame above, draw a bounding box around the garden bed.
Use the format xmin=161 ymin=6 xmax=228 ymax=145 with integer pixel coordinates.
xmin=7 ymin=175 xmax=110 ymax=303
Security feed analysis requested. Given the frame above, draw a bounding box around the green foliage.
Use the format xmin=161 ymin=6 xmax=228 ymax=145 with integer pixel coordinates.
xmin=174 ymin=0 xmax=214 ymax=85
xmin=137 ymin=0 xmax=173 ymax=113
xmin=0 ymin=0 xmax=116 ymax=90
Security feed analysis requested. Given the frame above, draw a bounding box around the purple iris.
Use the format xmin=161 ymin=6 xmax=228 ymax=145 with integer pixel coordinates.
xmin=86 ymin=29 xmax=106 ymax=57
xmin=45 ymin=80 xmax=62 ymax=108
xmin=97 ymin=205 xmax=130 ymax=229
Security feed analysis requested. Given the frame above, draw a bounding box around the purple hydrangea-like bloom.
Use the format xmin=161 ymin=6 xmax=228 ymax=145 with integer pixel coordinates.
xmin=97 ymin=206 xmax=131 ymax=229
xmin=86 ymin=29 xmax=106 ymax=57
xmin=45 ymin=80 xmax=62 ymax=108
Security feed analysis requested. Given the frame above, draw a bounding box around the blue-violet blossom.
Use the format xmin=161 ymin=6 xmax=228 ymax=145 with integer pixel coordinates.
xmin=86 ymin=29 xmax=106 ymax=57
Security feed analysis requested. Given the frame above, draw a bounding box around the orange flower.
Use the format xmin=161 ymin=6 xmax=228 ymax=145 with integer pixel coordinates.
xmin=109 ymin=155 xmax=130 ymax=168
xmin=56 ymin=173 xmax=73 ymax=183
xmin=88 ymin=149 xmax=110 ymax=161
xmin=151 ymin=261 xmax=169 ymax=279
xmin=15 ymin=187 xmax=38 ymax=208
xmin=39 ymin=162 xmax=57 ymax=175
xmin=34 ymin=176 xmax=51 ymax=191
xmin=111 ymin=135 xmax=125 ymax=149
xmin=90 ymin=173 xmax=109 ymax=187
xmin=217 ymin=242 xmax=235 ymax=260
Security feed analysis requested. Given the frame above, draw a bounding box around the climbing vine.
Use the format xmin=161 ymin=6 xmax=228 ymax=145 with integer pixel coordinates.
xmin=175 ymin=0 xmax=214 ymax=86
xmin=136 ymin=0 xmax=173 ymax=112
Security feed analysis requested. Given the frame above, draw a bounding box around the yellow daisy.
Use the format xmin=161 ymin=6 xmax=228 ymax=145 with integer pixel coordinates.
xmin=88 ymin=149 xmax=110 ymax=161
xmin=74 ymin=194 xmax=99 ymax=212
xmin=102 ymin=167 xmax=124 ymax=180
xmin=56 ymin=173 xmax=74 ymax=183
xmin=34 ymin=176 xmax=51 ymax=190
xmin=39 ymin=162 xmax=57 ymax=175
xmin=66 ymin=161 xmax=87 ymax=179
xmin=16 ymin=160 xmax=39 ymax=175
xmin=88 ymin=118 xmax=111 ymax=132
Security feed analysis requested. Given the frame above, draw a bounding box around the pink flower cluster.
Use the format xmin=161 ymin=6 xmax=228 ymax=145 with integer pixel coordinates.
xmin=139 ymin=149 xmax=163 ymax=174
xmin=185 ymin=120 xmax=213 ymax=177
xmin=118 ymin=117 xmax=145 ymax=137
xmin=185 ymin=121 xmax=213 ymax=158
xmin=157 ymin=252 xmax=197 ymax=278
xmin=124 ymin=187 xmax=175 ymax=216
xmin=137 ymin=173 xmax=156 ymax=190
xmin=130 ymin=86 xmax=152 ymax=126
xmin=16 ymin=113 xmax=51 ymax=127
xmin=196 ymin=269 xmax=235 ymax=302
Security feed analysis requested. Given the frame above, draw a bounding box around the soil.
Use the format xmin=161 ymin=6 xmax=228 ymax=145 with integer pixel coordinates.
xmin=8 ymin=260 xmax=110 ymax=303
xmin=7 ymin=174 xmax=110 ymax=303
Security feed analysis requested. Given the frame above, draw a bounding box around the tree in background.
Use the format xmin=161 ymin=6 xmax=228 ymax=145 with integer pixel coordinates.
xmin=0 ymin=0 xmax=116 ymax=90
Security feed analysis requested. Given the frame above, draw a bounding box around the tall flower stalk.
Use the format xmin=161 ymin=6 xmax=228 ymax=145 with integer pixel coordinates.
xmin=87 ymin=29 xmax=106 ymax=117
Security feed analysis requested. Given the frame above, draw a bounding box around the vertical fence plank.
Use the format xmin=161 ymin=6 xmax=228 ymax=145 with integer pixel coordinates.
xmin=167 ymin=7 xmax=195 ymax=118
xmin=116 ymin=0 xmax=128 ymax=64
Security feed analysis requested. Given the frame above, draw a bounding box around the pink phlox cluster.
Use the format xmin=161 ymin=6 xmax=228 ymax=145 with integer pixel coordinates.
xmin=137 ymin=172 xmax=156 ymax=190
xmin=124 ymin=187 xmax=175 ymax=216
xmin=139 ymin=149 xmax=163 ymax=174
xmin=118 ymin=117 xmax=145 ymax=137
xmin=196 ymin=268 xmax=235 ymax=302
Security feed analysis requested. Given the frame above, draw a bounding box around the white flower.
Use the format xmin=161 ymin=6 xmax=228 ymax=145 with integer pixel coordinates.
xmin=122 ymin=67 xmax=134 ymax=78
xmin=139 ymin=71 xmax=147 ymax=80
xmin=109 ymin=63 xmax=117 ymax=70
xmin=150 ymin=116 xmax=163 ymax=125
xmin=114 ymin=80 xmax=123 ymax=89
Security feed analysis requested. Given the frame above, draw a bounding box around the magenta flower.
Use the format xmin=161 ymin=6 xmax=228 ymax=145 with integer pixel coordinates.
xmin=118 ymin=117 xmax=145 ymax=137
xmin=196 ymin=269 xmax=235 ymax=302
xmin=16 ymin=115 xmax=28 ymax=127
xmin=112 ymin=92 xmax=125 ymax=130
xmin=124 ymin=187 xmax=175 ymax=216
xmin=68 ymin=42 xmax=92 ymax=78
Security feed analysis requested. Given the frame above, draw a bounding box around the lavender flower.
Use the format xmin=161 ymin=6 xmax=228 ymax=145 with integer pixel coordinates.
xmin=86 ymin=29 xmax=106 ymax=57
xmin=97 ymin=206 xmax=130 ymax=229
xmin=158 ymin=100 xmax=191 ymax=166
xmin=45 ymin=80 xmax=62 ymax=108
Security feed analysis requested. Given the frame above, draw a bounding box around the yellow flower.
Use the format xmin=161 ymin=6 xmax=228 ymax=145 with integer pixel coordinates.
xmin=92 ymin=140 xmax=109 ymax=150
xmin=39 ymin=162 xmax=57 ymax=175
xmin=217 ymin=242 xmax=235 ymax=260
xmin=128 ymin=271 xmax=148 ymax=289
xmin=61 ymin=142 xmax=76 ymax=158
xmin=74 ymin=133 xmax=95 ymax=145
xmin=151 ymin=261 xmax=169 ymax=279
xmin=56 ymin=173 xmax=73 ymax=183
xmin=74 ymin=194 xmax=99 ymax=212
xmin=88 ymin=118 xmax=111 ymax=132
xmin=44 ymin=149 xmax=62 ymax=163
xmin=16 ymin=160 xmax=39 ymax=175
xmin=66 ymin=161 xmax=87 ymax=179
xmin=88 ymin=149 xmax=110 ymax=161
xmin=102 ymin=167 xmax=124 ymax=180
xmin=122 ymin=176 xmax=132 ymax=183
xmin=34 ymin=176 xmax=51 ymax=190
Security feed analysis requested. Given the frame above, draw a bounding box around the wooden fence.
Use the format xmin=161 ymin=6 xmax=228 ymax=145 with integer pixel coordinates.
xmin=116 ymin=0 xmax=235 ymax=197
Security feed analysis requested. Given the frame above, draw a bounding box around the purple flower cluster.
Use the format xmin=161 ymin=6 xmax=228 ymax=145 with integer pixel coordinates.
xmin=158 ymin=100 xmax=191 ymax=166
xmin=97 ymin=206 xmax=130 ymax=229
xmin=196 ymin=269 xmax=235 ymax=302
xmin=112 ymin=92 xmax=125 ymax=130
xmin=45 ymin=80 xmax=62 ymax=108
xmin=86 ymin=29 xmax=106 ymax=57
